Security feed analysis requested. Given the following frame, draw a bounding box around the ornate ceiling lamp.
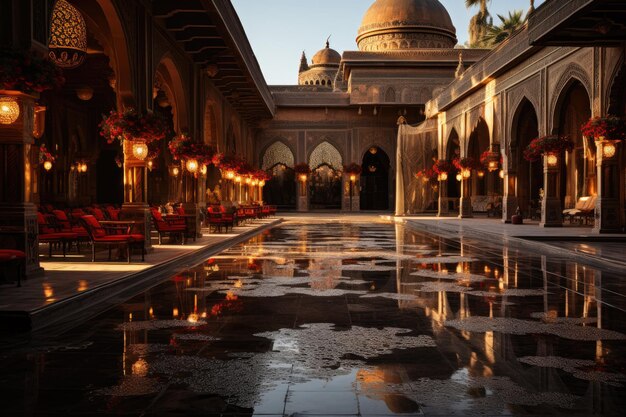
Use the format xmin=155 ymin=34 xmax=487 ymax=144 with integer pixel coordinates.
xmin=48 ymin=0 xmax=88 ymax=69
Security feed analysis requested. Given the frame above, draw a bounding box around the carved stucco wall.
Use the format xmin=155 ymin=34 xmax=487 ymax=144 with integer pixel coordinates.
xmin=261 ymin=141 xmax=295 ymax=170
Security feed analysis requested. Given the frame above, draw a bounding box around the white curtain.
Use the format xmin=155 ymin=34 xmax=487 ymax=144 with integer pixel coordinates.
xmin=395 ymin=119 xmax=438 ymax=216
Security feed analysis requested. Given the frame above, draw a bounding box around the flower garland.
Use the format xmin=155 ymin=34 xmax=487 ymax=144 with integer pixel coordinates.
xmin=432 ymin=159 xmax=453 ymax=175
xmin=168 ymin=134 xmax=220 ymax=166
xmin=344 ymin=163 xmax=362 ymax=176
xmin=294 ymin=163 xmax=311 ymax=175
xmin=38 ymin=144 xmax=56 ymax=163
xmin=218 ymin=155 xmax=247 ymax=174
xmin=453 ymin=157 xmax=479 ymax=171
xmin=523 ymin=135 xmax=574 ymax=162
xmin=99 ymin=109 xmax=171 ymax=144
xmin=479 ymin=150 xmax=502 ymax=166
xmin=0 ymin=48 xmax=64 ymax=94
xmin=581 ymin=116 xmax=626 ymax=141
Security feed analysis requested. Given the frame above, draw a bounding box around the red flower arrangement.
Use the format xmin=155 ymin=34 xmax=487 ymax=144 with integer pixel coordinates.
xmin=253 ymin=169 xmax=272 ymax=181
xmin=432 ymin=159 xmax=453 ymax=174
xmin=38 ymin=144 xmax=56 ymax=163
xmin=0 ymin=48 xmax=64 ymax=94
xmin=99 ymin=109 xmax=171 ymax=144
xmin=218 ymin=155 xmax=247 ymax=173
xmin=344 ymin=163 xmax=362 ymax=175
xmin=453 ymin=157 xmax=479 ymax=171
xmin=523 ymin=135 xmax=574 ymax=162
xmin=479 ymin=150 xmax=502 ymax=166
xmin=294 ymin=163 xmax=311 ymax=175
xmin=168 ymin=134 xmax=220 ymax=166
xmin=581 ymin=116 xmax=626 ymax=141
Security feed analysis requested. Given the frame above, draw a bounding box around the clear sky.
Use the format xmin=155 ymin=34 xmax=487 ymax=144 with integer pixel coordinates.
xmin=231 ymin=0 xmax=545 ymax=85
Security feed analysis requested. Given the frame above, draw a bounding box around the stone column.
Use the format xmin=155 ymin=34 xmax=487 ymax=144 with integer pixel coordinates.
xmin=122 ymin=140 xmax=152 ymax=252
xmin=540 ymin=153 xmax=562 ymax=227
xmin=438 ymin=179 xmax=449 ymax=217
xmin=502 ymin=173 xmax=518 ymax=223
xmin=593 ymin=140 xmax=622 ymax=233
xmin=180 ymin=161 xmax=201 ymax=238
xmin=297 ymin=175 xmax=308 ymax=212
xmin=459 ymin=174 xmax=473 ymax=218
xmin=0 ymin=91 xmax=42 ymax=276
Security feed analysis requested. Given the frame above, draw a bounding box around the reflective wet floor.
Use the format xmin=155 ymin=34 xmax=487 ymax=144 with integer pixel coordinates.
xmin=1 ymin=219 xmax=626 ymax=416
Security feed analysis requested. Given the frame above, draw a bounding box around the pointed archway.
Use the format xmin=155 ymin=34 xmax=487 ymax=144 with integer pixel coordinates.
xmin=309 ymin=142 xmax=343 ymax=210
xmin=261 ymin=142 xmax=296 ymax=210
xmin=360 ymin=146 xmax=390 ymax=210
xmin=511 ymin=99 xmax=541 ymax=217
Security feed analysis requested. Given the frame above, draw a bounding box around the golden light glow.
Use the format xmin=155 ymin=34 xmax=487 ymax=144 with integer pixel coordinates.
xmin=132 ymin=142 xmax=148 ymax=160
xmin=77 ymin=280 xmax=88 ymax=292
xmin=79 ymin=163 xmax=88 ymax=173
xmin=251 ymin=179 xmax=259 ymax=186
xmin=299 ymin=174 xmax=308 ymax=182
xmin=200 ymin=165 xmax=208 ymax=175
xmin=43 ymin=161 xmax=53 ymax=171
xmin=546 ymin=153 xmax=558 ymax=167
xmin=349 ymin=174 xmax=357 ymax=182
xmin=499 ymin=169 xmax=505 ymax=179
xmin=173 ymin=307 xmax=179 ymax=318
xmin=147 ymin=160 xmax=154 ymax=171
xmin=76 ymin=86 xmax=93 ymax=101
xmin=226 ymin=170 xmax=235 ymax=179
xmin=369 ymin=146 xmax=378 ymax=155
xmin=186 ymin=159 xmax=199 ymax=173
xmin=187 ymin=313 xmax=199 ymax=323
xmin=462 ymin=169 xmax=471 ymax=179
xmin=33 ymin=105 xmax=46 ymax=138
xmin=172 ymin=166 xmax=180 ymax=177
xmin=439 ymin=172 xmax=448 ymax=181
xmin=235 ymin=175 xmax=242 ymax=183
xmin=477 ymin=170 xmax=485 ymax=178
xmin=456 ymin=173 xmax=462 ymax=182
xmin=43 ymin=284 xmax=54 ymax=299
xmin=602 ymin=142 xmax=617 ymax=159
xmin=132 ymin=359 xmax=148 ymax=377
xmin=0 ymin=96 xmax=20 ymax=124
xmin=245 ymin=177 xmax=252 ymax=185
xmin=488 ymin=160 xmax=498 ymax=172
xmin=259 ymin=180 xmax=266 ymax=187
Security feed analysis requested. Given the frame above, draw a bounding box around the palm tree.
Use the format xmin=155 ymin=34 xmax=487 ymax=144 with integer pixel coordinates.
xmin=466 ymin=0 xmax=492 ymax=47
xmin=481 ymin=10 xmax=526 ymax=47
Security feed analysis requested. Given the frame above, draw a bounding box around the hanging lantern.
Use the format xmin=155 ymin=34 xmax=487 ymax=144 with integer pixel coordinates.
xmin=225 ymin=170 xmax=235 ymax=180
xmin=170 ymin=165 xmax=180 ymax=177
xmin=298 ymin=174 xmax=307 ymax=182
xmin=200 ymin=165 xmax=208 ymax=176
xmin=245 ymin=177 xmax=252 ymax=185
xmin=601 ymin=141 xmax=617 ymax=159
xmin=462 ymin=169 xmax=471 ymax=179
xmin=132 ymin=142 xmax=149 ymax=160
xmin=147 ymin=160 xmax=154 ymax=171
xmin=76 ymin=86 xmax=93 ymax=101
xmin=48 ymin=0 xmax=88 ymax=69
xmin=259 ymin=180 xmax=266 ymax=187
xmin=186 ymin=159 xmax=199 ymax=173
xmin=33 ymin=105 xmax=47 ymax=138
xmin=477 ymin=170 xmax=485 ymax=178
xmin=546 ymin=153 xmax=558 ymax=167
xmin=235 ymin=175 xmax=242 ymax=183
xmin=369 ymin=147 xmax=378 ymax=155
xmin=0 ymin=96 xmax=20 ymax=124
xmin=439 ymin=172 xmax=448 ymax=181
xmin=456 ymin=173 xmax=462 ymax=182
xmin=43 ymin=161 xmax=53 ymax=171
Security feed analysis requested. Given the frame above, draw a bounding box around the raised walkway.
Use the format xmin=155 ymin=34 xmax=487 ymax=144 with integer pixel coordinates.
xmin=0 ymin=218 xmax=282 ymax=334
xmin=388 ymin=215 xmax=626 ymax=272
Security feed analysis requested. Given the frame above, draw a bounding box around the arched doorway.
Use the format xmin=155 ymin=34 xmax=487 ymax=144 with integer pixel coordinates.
xmin=555 ymin=81 xmax=593 ymax=209
xmin=309 ymin=141 xmax=343 ymax=210
xmin=360 ymin=146 xmax=390 ymax=210
xmin=445 ymin=129 xmax=461 ymax=213
xmin=467 ymin=119 xmax=491 ymax=198
xmin=261 ymin=142 xmax=296 ymax=210
xmin=512 ymin=99 xmax=541 ymax=217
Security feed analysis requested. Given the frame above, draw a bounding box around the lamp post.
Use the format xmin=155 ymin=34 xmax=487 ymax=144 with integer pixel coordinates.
xmin=349 ymin=174 xmax=356 ymax=212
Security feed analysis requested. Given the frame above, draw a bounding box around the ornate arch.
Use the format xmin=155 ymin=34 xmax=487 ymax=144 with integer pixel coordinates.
xmin=155 ymin=53 xmax=189 ymax=132
xmin=261 ymin=141 xmax=295 ymax=170
xmin=309 ymin=141 xmax=343 ymax=170
xmin=606 ymin=53 xmax=626 ymax=115
xmin=549 ymin=64 xmax=592 ymax=133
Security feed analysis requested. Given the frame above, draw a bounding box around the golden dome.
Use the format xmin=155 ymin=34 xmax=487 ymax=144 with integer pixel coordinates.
xmin=357 ymin=0 xmax=457 ymax=51
xmin=311 ymin=42 xmax=341 ymax=66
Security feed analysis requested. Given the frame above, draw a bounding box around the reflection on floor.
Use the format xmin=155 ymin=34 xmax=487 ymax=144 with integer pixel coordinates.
xmin=1 ymin=218 xmax=625 ymax=416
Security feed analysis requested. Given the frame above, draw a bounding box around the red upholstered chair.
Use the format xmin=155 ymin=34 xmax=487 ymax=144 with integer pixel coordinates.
xmin=0 ymin=249 xmax=25 ymax=287
xmin=80 ymin=215 xmax=145 ymax=263
xmin=269 ymin=205 xmax=277 ymax=216
xmin=207 ymin=206 xmax=226 ymax=233
xmin=175 ymin=206 xmax=185 ymax=216
xmin=90 ymin=207 xmax=107 ymax=221
xmin=150 ymin=208 xmax=186 ymax=245
xmin=52 ymin=210 xmax=89 ymax=244
xmin=219 ymin=206 xmax=235 ymax=232
xmin=105 ymin=206 xmax=120 ymax=221
xmin=37 ymin=212 xmax=78 ymax=257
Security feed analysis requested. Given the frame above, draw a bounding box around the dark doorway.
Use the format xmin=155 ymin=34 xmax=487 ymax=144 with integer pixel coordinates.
xmin=360 ymin=147 xmax=390 ymax=210
xmin=513 ymin=99 xmax=541 ymax=217
xmin=310 ymin=164 xmax=342 ymax=210
xmin=96 ymin=149 xmax=123 ymax=204
xmin=263 ymin=163 xmax=296 ymax=210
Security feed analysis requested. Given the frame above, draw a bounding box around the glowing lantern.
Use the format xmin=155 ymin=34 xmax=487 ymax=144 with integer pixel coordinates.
xmin=186 ymin=159 xmax=199 ymax=173
xmin=76 ymin=86 xmax=93 ymax=101
xmin=80 ymin=162 xmax=88 ymax=173
xmin=48 ymin=0 xmax=88 ymax=69
xmin=439 ymin=172 xmax=448 ymax=181
xmin=602 ymin=141 xmax=617 ymax=159
xmin=477 ymin=170 xmax=485 ymax=178
xmin=235 ymin=175 xmax=242 ymax=183
xmin=259 ymin=180 xmax=266 ymax=187
xmin=546 ymin=153 xmax=558 ymax=167
xmin=171 ymin=166 xmax=180 ymax=177
xmin=499 ymin=170 xmax=505 ymax=179
xmin=0 ymin=96 xmax=20 ymax=124
xmin=43 ymin=161 xmax=53 ymax=171
xmin=299 ymin=174 xmax=308 ymax=182
xmin=131 ymin=142 xmax=148 ymax=160
xmin=349 ymin=174 xmax=357 ymax=182
xmin=200 ymin=165 xmax=208 ymax=176
xmin=456 ymin=173 xmax=462 ymax=182
xmin=462 ymin=169 xmax=471 ymax=179
xmin=226 ymin=170 xmax=235 ymax=179
xmin=245 ymin=177 xmax=252 ymax=185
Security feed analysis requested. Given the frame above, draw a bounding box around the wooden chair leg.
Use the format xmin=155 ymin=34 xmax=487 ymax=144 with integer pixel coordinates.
xmin=92 ymin=244 xmax=96 ymax=262
xmin=127 ymin=244 xmax=131 ymax=264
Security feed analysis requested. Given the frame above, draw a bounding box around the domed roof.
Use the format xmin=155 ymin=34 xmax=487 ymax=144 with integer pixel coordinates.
xmin=357 ymin=0 xmax=457 ymax=51
xmin=311 ymin=41 xmax=341 ymax=66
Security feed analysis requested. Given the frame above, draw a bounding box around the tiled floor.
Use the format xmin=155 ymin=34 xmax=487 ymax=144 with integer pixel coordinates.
xmin=0 ymin=217 xmax=625 ymax=416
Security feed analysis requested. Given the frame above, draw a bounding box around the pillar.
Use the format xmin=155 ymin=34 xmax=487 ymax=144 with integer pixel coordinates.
xmin=0 ymin=91 xmax=42 ymax=276
xmin=540 ymin=153 xmax=562 ymax=227
xmin=459 ymin=175 xmax=473 ymax=218
xmin=122 ymin=140 xmax=152 ymax=251
xmin=180 ymin=160 xmax=201 ymax=238
xmin=502 ymin=173 xmax=518 ymax=223
xmin=437 ymin=179 xmax=449 ymax=217
xmin=593 ymin=140 xmax=622 ymax=233
xmin=297 ymin=175 xmax=308 ymax=212
xmin=342 ymin=174 xmax=360 ymax=212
